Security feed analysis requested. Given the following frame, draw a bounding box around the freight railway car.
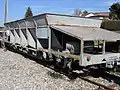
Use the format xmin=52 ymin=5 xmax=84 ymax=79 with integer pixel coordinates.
xmin=3 ymin=13 xmax=120 ymax=70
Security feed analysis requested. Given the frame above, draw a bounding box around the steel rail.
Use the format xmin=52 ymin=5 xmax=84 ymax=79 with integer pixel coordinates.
xmin=78 ymin=76 xmax=115 ymax=90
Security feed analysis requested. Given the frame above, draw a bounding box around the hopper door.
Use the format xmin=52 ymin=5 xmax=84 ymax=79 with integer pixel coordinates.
xmin=36 ymin=27 xmax=49 ymax=49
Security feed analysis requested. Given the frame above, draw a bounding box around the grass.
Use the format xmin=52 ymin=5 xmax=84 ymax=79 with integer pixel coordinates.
xmin=47 ymin=71 xmax=63 ymax=79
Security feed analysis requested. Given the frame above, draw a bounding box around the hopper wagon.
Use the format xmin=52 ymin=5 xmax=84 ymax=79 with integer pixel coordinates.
xmin=3 ymin=13 xmax=120 ymax=70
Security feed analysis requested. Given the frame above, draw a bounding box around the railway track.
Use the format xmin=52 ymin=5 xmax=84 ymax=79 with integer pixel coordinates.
xmin=103 ymin=71 xmax=120 ymax=85
xmin=72 ymin=70 xmax=118 ymax=90
xmin=78 ymin=76 xmax=116 ymax=90
xmin=4 ymin=48 xmax=119 ymax=90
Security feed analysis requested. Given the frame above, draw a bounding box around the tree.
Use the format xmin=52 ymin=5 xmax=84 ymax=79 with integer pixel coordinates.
xmin=25 ymin=7 xmax=33 ymax=18
xmin=73 ymin=9 xmax=82 ymax=16
xmin=83 ymin=10 xmax=88 ymax=15
xmin=109 ymin=2 xmax=120 ymax=20
xmin=81 ymin=10 xmax=89 ymax=17
xmin=73 ymin=9 xmax=89 ymax=17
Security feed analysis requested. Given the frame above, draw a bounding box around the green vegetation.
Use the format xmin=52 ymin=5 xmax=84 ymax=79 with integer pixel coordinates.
xmin=73 ymin=9 xmax=88 ymax=16
xmin=101 ymin=20 xmax=120 ymax=31
xmin=47 ymin=71 xmax=63 ymax=79
xmin=24 ymin=7 xmax=33 ymax=18
xmin=109 ymin=2 xmax=120 ymax=20
xmin=101 ymin=2 xmax=120 ymax=31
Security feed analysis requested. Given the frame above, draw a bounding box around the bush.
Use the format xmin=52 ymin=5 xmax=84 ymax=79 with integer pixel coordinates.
xmin=101 ymin=20 xmax=120 ymax=31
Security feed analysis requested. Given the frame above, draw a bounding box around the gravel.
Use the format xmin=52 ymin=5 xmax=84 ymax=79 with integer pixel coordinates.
xmin=109 ymin=71 xmax=120 ymax=77
xmin=0 ymin=48 xmax=119 ymax=90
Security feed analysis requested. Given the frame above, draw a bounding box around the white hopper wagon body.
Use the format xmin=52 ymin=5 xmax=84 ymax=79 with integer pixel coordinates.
xmin=3 ymin=13 xmax=120 ymax=70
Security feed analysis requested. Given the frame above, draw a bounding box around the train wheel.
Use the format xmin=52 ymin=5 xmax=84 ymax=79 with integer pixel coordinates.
xmin=1 ymin=41 xmax=5 ymax=49
xmin=113 ymin=66 xmax=119 ymax=72
xmin=37 ymin=51 xmax=44 ymax=60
